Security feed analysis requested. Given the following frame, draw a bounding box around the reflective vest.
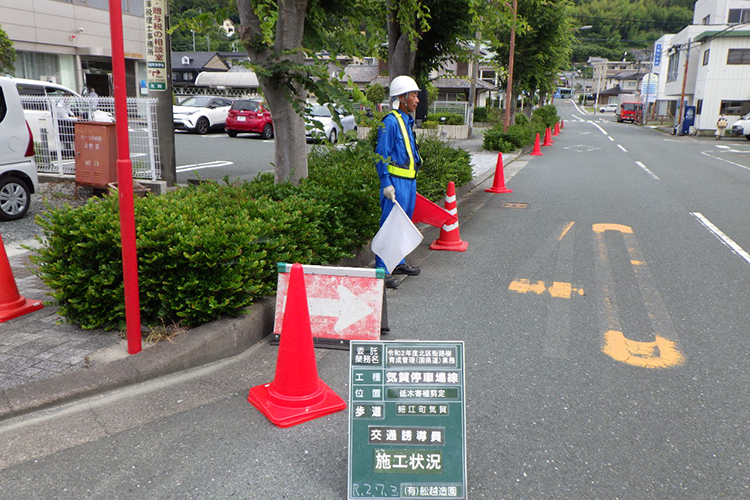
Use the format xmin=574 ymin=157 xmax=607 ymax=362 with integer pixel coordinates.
xmin=386 ymin=110 xmax=417 ymax=179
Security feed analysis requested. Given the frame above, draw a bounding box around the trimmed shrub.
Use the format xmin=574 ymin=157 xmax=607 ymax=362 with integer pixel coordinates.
xmin=425 ymin=112 xmax=464 ymax=125
xmin=32 ymin=136 xmax=471 ymax=330
xmin=473 ymin=107 xmax=488 ymax=123
xmin=532 ymin=105 xmax=559 ymax=129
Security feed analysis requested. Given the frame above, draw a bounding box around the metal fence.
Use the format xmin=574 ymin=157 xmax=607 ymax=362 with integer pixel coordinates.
xmin=430 ymin=101 xmax=470 ymax=124
xmin=20 ymin=96 xmax=161 ymax=181
xmin=175 ymin=86 xmax=262 ymax=103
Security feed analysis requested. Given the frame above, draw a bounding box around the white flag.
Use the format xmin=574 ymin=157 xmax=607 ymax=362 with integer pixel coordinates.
xmin=371 ymin=200 xmax=423 ymax=274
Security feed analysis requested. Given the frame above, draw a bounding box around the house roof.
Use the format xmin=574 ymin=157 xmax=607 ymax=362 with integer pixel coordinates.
xmin=171 ymin=52 xmax=230 ymax=71
xmin=344 ymin=65 xmax=380 ymax=84
xmin=694 ymin=29 xmax=750 ymax=43
xmin=432 ymin=77 xmax=496 ymax=91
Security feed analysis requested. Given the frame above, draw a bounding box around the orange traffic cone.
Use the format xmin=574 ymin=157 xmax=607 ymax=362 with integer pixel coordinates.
xmin=485 ymin=151 xmax=513 ymax=194
xmin=0 ymin=233 xmax=43 ymax=323
xmin=553 ymin=122 xmax=560 ymax=136
xmin=248 ymin=263 xmax=346 ymax=427
xmin=542 ymin=127 xmax=553 ymax=146
xmin=561 ymin=119 xmax=565 ymax=129
xmin=531 ymin=133 xmax=543 ymax=156
xmin=430 ymin=182 xmax=468 ymax=252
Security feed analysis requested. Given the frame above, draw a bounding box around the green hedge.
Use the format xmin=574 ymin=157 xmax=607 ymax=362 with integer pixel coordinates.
xmin=31 ymin=138 xmax=473 ymax=330
xmin=482 ymin=105 xmax=558 ymax=152
xmin=425 ymin=112 xmax=464 ymax=125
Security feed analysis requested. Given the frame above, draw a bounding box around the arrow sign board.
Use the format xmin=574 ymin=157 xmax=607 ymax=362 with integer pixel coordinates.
xmin=273 ymin=263 xmax=385 ymax=347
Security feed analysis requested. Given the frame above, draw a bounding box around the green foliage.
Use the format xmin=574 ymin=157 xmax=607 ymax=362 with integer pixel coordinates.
xmin=482 ymin=106 xmax=556 ymax=153
xmin=531 ymin=104 xmax=560 ymax=128
xmin=365 ymin=83 xmax=387 ymax=107
xmin=32 ymin=137 xmax=472 ymax=330
xmin=421 ymin=120 xmax=439 ymax=130
xmin=416 ymin=136 xmax=474 ymax=202
xmin=426 ymin=112 xmax=464 ymax=125
xmin=0 ymin=24 xmax=16 ymax=75
xmin=473 ymin=107 xmax=488 ymax=123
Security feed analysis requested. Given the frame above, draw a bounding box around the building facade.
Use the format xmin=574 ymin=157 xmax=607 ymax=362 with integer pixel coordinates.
xmin=1 ymin=0 xmax=147 ymax=97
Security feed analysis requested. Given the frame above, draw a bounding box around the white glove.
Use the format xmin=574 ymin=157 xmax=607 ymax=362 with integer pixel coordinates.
xmin=383 ymin=185 xmax=396 ymax=202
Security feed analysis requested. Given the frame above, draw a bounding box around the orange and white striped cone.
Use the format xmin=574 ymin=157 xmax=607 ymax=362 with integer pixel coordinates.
xmin=429 ymin=181 xmax=468 ymax=252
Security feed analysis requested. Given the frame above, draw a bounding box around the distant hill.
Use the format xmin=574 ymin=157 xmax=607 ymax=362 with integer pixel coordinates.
xmin=569 ymin=0 xmax=694 ymax=62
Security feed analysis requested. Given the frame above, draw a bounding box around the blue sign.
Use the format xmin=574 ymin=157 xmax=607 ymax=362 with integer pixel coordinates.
xmin=653 ymin=44 xmax=662 ymax=67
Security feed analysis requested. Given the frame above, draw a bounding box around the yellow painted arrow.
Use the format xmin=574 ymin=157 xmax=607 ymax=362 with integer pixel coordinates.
xmin=602 ymin=330 xmax=684 ymax=368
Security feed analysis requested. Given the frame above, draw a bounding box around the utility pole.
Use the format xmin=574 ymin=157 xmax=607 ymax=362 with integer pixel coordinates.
xmin=502 ymin=0 xmax=517 ymax=132
xmin=677 ymin=38 xmax=691 ymax=130
xmin=468 ymin=29 xmax=481 ymax=138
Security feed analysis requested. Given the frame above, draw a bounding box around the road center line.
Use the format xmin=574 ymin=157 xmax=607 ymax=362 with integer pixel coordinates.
xmin=690 ymin=212 xmax=750 ymax=264
xmin=588 ymin=121 xmax=608 ymax=135
xmin=634 ymin=161 xmax=660 ymax=180
xmin=617 ymin=144 xmax=628 ymax=152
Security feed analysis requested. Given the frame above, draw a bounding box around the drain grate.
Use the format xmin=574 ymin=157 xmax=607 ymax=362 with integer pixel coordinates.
xmin=501 ymin=202 xmax=530 ymax=209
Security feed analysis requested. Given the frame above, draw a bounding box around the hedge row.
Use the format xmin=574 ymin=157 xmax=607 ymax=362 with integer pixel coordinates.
xmin=31 ymin=137 xmax=473 ymax=330
xmin=483 ymin=105 xmax=560 ymax=153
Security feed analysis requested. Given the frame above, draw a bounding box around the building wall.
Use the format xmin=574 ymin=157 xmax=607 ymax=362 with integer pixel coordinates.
xmin=1 ymin=0 xmax=146 ymax=95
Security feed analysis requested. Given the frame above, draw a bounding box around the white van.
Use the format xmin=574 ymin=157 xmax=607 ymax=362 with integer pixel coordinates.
xmin=0 ymin=77 xmax=39 ymax=220
xmin=12 ymin=77 xmax=112 ymax=154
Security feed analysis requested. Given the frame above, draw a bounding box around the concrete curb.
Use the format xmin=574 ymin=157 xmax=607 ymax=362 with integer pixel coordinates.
xmin=0 ymin=144 xmax=523 ymax=422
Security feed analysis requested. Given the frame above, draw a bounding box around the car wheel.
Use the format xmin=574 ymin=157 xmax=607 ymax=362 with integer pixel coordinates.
xmin=261 ymin=123 xmax=273 ymax=140
xmin=0 ymin=176 xmax=31 ymax=221
xmin=745 ymin=135 xmax=750 ymax=141
xmin=328 ymin=128 xmax=337 ymax=144
xmin=195 ymin=117 xmax=210 ymax=135
xmin=227 ymin=130 xmax=238 ymax=138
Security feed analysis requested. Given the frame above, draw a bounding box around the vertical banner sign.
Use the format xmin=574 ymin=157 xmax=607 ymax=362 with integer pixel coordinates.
xmin=144 ymin=0 xmax=167 ymax=91
xmin=348 ymin=341 xmax=467 ymax=499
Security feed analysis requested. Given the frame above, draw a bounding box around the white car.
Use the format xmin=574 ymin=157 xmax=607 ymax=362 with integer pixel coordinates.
xmin=305 ymin=103 xmax=357 ymax=144
xmin=0 ymin=77 xmax=39 ymax=220
xmin=599 ymin=103 xmax=618 ymax=113
xmin=173 ymin=96 xmax=233 ymax=134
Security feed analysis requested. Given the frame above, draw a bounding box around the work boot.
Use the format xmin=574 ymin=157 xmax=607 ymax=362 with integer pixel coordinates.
xmin=385 ymin=275 xmax=400 ymax=289
xmin=393 ymin=264 xmax=421 ymax=276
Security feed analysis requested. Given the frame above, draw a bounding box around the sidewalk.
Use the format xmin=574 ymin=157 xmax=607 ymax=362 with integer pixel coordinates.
xmin=0 ymin=137 xmax=522 ymax=421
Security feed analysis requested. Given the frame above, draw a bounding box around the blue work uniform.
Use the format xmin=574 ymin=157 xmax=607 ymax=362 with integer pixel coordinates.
xmin=375 ymin=109 xmax=422 ymax=271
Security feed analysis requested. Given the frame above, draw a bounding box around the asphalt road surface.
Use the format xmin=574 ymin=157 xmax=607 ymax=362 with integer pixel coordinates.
xmin=1 ymin=101 xmax=748 ymax=499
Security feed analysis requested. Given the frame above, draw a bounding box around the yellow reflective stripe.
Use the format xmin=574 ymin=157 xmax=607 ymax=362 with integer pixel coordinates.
xmin=387 ymin=110 xmax=416 ymax=179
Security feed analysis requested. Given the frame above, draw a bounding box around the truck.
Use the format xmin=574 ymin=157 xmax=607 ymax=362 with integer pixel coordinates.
xmin=615 ymin=95 xmax=643 ymax=123
xmin=729 ymin=112 xmax=750 ymax=140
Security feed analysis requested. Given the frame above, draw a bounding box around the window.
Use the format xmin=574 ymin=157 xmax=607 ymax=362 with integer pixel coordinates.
xmin=702 ymin=15 xmax=710 ymax=25
xmin=0 ymin=88 xmax=6 ymax=123
xmin=728 ymin=9 xmax=750 ymax=24
xmin=703 ymin=49 xmax=710 ymax=66
xmin=727 ymin=49 xmax=750 ymax=65
xmin=667 ymin=50 xmax=680 ymax=82
xmin=720 ymin=100 xmax=750 ymax=115
xmin=696 ymin=100 xmax=703 ymax=115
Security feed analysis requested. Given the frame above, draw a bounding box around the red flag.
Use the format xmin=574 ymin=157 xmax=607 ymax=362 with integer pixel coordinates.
xmin=412 ymin=193 xmax=457 ymax=228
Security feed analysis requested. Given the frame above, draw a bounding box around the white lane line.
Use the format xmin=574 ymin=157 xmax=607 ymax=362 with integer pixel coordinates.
xmin=608 ymin=136 xmax=614 ymax=141
xmin=588 ymin=121 xmax=609 ymax=135
xmin=617 ymin=144 xmax=628 ymax=152
xmin=701 ymin=150 xmax=750 ymax=171
xmin=635 ymin=161 xmax=659 ymax=180
xmin=177 ymin=160 xmax=234 ymax=172
xmin=691 ymin=212 xmax=750 ymax=264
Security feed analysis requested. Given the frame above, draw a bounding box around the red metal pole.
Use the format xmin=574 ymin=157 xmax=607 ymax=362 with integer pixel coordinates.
xmin=109 ymin=0 xmax=142 ymax=354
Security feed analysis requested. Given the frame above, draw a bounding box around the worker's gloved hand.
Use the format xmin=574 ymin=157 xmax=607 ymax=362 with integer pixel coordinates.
xmin=383 ymin=185 xmax=396 ymax=202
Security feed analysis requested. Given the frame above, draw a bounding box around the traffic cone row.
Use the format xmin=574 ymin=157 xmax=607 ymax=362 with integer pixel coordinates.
xmin=542 ymin=127 xmax=554 ymax=146
xmin=0 ymin=233 xmax=43 ymax=323
xmin=430 ymin=181 xmax=468 ymax=252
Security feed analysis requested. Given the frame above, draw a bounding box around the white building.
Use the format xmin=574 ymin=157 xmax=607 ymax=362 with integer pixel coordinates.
xmin=0 ymin=0 xmax=147 ymax=96
xmin=654 ymin=0 xmax=750 ymax=132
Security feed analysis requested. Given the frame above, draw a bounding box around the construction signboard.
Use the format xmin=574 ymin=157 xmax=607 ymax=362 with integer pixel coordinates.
xmin=348 ymin=340 xmax=467 ymax=499
xmin=273 ymin=264 xmax=385 ymax=348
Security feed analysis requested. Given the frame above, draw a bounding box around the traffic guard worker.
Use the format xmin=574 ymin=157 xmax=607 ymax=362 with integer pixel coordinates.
xmin=375 ymin=75 xmax=423 ymax=289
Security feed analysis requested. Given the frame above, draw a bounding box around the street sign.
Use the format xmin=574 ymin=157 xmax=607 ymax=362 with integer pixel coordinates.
xmin=273 ymin=264 xmax=385 ymax=348
xmin=348 ymin=341 xmax=467 ymax=499
xmin=144 ymin=0 xmax=167 ymax=91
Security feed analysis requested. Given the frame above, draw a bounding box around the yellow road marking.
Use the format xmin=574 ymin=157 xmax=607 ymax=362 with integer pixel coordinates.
xmin=602 ymin=330 xmax=685 ymax=368
xmin=509 ymin=279 xmax=584 ymax=299
xmin=558 ymin=221 xmax=575 ymax=241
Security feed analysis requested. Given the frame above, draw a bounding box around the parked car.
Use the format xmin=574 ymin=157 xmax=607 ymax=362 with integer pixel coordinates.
xmin=0 ymin=77 xmax=39 ymax=221
xmin=304 ymin=103 xmax=357 ymax=144
xmin=13 ymin=77 xmax=113 ymax=154
xmin=599 ymin=103 xmax=617 ymax=113
xmin=173 ymin=96 xmax=233 ymax=134
xmin=225 ymin=100 xmax=273 ymax=139
xmin=730 ymin=112 xmax=750 ymax=140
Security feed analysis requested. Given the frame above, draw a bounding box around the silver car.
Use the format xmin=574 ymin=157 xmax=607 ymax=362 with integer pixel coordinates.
xmin=305 ymin=103 xmax=357 ymax=144
xmin=0 ymin=77 xmax=39 ymax=220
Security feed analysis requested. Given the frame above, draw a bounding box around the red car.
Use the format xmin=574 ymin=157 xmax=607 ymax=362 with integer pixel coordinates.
xmin=225 ymin=100 xmax=273 ymax=139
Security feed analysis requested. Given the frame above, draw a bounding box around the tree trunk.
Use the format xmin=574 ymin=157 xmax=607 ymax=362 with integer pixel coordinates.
xmin=386 ymin=0 xmax=416 ymax=79
xmin=237 ymin=0 xmax=309 ymax=185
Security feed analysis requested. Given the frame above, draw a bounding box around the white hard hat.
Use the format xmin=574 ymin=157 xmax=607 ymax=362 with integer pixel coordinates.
xmin=389 ymin=75 xmax=420 ymax=98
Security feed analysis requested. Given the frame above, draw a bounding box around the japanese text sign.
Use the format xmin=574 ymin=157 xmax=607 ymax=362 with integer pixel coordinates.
xmin=145 ymin=0 xmax=167 ymax=91
xmin=348 ymin=341 xmax=467 ymax=499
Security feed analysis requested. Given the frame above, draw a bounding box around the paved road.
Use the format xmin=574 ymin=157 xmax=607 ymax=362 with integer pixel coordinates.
xmin=1 ymin=102 xmax=749 ymax=499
